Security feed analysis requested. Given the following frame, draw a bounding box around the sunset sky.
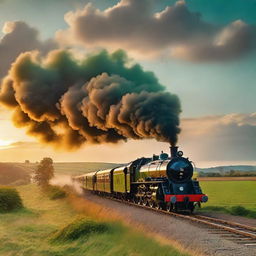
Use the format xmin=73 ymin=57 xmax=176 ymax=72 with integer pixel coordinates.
xmin=0 ymin=0 xmax=255 ymax=167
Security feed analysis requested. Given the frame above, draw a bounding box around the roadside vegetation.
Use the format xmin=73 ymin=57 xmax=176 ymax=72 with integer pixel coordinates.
xmin=0 ymin=187 xmax=23 ymax=212
xmin=47 ymin=185 xmax=67 ymax=200
xmin=199 ymin=181 xmax=256 ymax=218
xmin=0 ymin=184 xmax=190 ymax=256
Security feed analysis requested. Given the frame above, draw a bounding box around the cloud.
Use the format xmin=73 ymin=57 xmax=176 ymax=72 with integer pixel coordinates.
xmin=9 ymin=141 xmax=39 ymax=148
xmin=56 ymin=0 xmax=256 ymax=61
xmin=172 ymin=20 xmax=256 ymax=61
xmin=0 ymin=21 xmax=57 ymax=80
xmin=0 ymin=141 xmax=39 ymax=150
xmin=0 ymin=49 xmax=181 ymax=149
xmin=180 ymin=113 xmax=256 ymax=161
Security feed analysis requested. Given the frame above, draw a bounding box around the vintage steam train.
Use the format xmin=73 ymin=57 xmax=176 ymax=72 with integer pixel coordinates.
xmin=73 ymin=146 xmax=208 ymax=213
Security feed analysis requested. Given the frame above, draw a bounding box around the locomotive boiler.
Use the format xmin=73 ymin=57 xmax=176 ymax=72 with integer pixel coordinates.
xmin=74 ymin=146 xmax=208 ymax=213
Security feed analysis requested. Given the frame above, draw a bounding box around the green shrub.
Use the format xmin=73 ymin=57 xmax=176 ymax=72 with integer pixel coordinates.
xmin=47 ymin=185 xmax=67 ymax=200
xmin=200 ymin=205 xmax=256 ymax=219
xmin=0 ymin=187 xmax=23 ymax=213
xmin=51 ymin=218 xmax=109 ymax=242
xmin=230 ymin=206 xmax=250 ymax=216
xmin=229 ymin=206 xmax=256 ymax=218
xmin=198 ymin=206 xmax=229 ymax=213
xmin=247 ymin=211 xmax=256 ymax=218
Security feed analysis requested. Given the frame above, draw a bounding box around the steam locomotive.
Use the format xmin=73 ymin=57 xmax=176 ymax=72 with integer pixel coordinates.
xmin=74 ymin=146 xmax=208 ymax=213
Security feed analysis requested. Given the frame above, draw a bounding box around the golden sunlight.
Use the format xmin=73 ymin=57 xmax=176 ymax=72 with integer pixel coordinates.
xmin=0 ymin=139 xmax=14 ymax=147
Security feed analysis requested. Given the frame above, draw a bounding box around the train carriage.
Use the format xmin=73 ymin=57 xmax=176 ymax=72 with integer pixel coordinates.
xmin=84 ymin=171 xmax=97 ymax=191
xmin=113 ymin=166 xmax=130 ymax=194
xmin=95 ymin=169 xmax=112 ymax=193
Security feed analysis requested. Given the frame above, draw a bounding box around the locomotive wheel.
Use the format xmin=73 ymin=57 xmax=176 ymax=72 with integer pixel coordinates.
xmin=133 ymin=197 xmax=138 ymax=204
xmin=142 ymin=198 xmax=148 ymax=206
xmin=166 ymin=203 xmax=172 ymax=212
xmin=148 ymin=200 xmax=155 ymax=208
xmin=155 ymin=202 xmax=162 ymax=210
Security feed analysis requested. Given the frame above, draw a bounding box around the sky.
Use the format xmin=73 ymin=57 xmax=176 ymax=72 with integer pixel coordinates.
xmin=0 ymin=0 xmax=255 ymax=167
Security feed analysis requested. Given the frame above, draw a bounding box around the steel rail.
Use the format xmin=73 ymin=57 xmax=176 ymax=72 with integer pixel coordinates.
xmin=192 ymin=214 xmax=256 ymax=232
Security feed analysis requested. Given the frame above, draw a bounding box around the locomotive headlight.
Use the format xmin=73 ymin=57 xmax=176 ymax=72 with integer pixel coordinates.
xmin=179 ymin=186 xmax=184 ymax=191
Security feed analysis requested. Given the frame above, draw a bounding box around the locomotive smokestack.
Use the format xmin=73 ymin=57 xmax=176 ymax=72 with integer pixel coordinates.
xmin=170 ymin=146 xmax=178 ymax=158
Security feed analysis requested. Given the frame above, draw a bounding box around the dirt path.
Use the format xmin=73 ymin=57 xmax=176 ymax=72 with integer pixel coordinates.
xmin=82 ymin=193 xmax=256 ymax=256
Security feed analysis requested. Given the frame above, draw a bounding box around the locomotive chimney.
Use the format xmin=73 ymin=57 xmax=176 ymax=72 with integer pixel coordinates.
xmin=170 ymin=146 xmax=178 ymax=158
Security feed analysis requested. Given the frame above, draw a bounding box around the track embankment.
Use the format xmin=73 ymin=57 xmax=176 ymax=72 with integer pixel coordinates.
xmin=80 ymin=192 xmax=256 ymax=256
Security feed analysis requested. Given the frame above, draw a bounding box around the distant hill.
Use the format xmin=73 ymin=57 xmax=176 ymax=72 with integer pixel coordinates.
xmin=197 ymin=165 xmax=256 ymax=173
xmin=52 ymin=162 xmax=122 ymax=175
xmin=16 ymin=162 xmax=122 ymax=176
xmin=0 ymin=163 xmax=31 ymax=185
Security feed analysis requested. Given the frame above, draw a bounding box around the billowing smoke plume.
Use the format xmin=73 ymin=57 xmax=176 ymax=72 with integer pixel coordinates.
xmin=0 ymin=21 xmax=57 ymax=80
xmin=0 ymin=50 xmax=181 ymax=149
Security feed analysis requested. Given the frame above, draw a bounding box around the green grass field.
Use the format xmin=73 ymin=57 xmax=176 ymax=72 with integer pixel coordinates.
xmin=0 ymin=185 xmax=190 ymax=256
xmin=199 ymin=181 xmax=256 ymax=217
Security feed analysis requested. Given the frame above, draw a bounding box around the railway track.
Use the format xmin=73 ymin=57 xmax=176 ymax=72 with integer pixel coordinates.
xmin=101 ymin=194 xmax=256 ymax=247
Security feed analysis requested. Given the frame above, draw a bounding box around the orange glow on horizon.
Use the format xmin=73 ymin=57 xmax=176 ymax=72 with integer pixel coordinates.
xmin=0 ymin=139 xmax=14 ymax=147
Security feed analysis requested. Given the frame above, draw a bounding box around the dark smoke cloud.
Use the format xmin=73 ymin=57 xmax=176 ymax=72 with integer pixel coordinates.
xmin=57 ymin=0 xmax=256 ymax=61
xmin=0 ymin=50 xmax=181 ymax=149
xmin=0 ymin=21 xmax=57 ymax=80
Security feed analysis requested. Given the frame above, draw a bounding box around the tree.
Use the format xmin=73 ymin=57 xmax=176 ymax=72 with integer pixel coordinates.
xmin=34 ymin=157 xmax=54 ymax=187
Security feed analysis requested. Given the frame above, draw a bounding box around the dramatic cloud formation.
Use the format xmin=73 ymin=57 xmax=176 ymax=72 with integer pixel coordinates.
xmin=180 ymin=113 xmax=256 ymax=161
xmin=57 ymin=0 xmax=256 ymax=61
xmin=0 ymin=21 xmax=57 ymax=79
xmin=0 ymin=50 xmax=181 ymax=149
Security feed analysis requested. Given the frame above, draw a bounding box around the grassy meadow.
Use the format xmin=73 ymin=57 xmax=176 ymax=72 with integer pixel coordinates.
xmin=199 ymin=181 xmax=256 ymax=217
xmin=0 ymin=184 xmax=190 ymax=256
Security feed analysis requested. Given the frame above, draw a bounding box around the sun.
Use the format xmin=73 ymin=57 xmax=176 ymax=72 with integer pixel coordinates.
xmin=0 ymin=139 xmax=13 ymax=147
